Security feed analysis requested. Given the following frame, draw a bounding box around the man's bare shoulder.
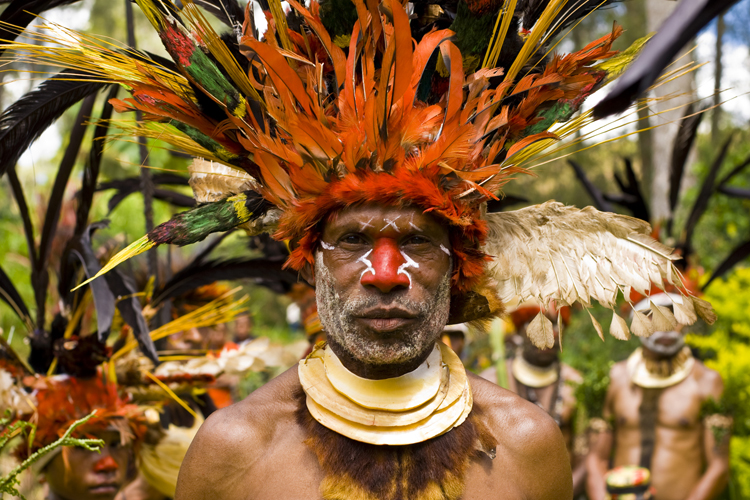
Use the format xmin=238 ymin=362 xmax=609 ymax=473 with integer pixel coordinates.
xmin=175 ymin=367 xmax=302 ymax=499
xmin=469 ymin=373 xmax=565 ymax=458
xmin=468 ymin=373 xmax=573 ymax=498
xmin=690 ymin=359 xmax=724 ymax=400
xmin=608 ymin=359 xmax=630 ymax=388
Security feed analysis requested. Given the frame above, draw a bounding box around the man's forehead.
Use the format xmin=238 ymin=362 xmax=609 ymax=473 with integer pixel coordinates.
xmin=324 ymin=204 xmax=440 ymax=231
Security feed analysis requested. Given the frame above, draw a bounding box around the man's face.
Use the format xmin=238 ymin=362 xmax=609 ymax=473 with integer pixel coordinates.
xmin=640 ymin=322 xmax=686 ymax=357
xmin=45 ymin=430 xmax=131 ymax=500
xmin=313 ymin=204 xmax=452 ymax=372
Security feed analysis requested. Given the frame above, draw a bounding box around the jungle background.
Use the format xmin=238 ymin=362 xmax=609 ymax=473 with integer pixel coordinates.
xmin=1 ymin=0 xmax=750 ymax=498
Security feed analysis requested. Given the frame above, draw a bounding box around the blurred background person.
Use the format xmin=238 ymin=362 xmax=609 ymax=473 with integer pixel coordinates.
xmin=586 ymin=293 xmax=730 ymax=500
xmin=481 ymin=303 xmax=586 ymax=495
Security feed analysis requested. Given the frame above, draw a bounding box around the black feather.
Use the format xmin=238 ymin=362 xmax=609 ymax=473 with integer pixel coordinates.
xmin=96 ymin=174 xmax=193 ymax=212
xmin=32 ymin=94 xmax=96 ymax=329
xmin=485 ymin=195 xmax=528 ymax=212
xmin=593 ymin=0 xmax=740 ymax=118
xmin=682 ymin=134 xmax=734 ymax=255
xmin=152 ymin=258 xmax=296 ymax=306
xmin=75 ymin=85 xmax=118 ymax=235
xmin=567 ymin=159 xmax=613 ymax=212
xmin=702 ymin=239 xmax=750 ymax=290
xmin=0 ymin=71 xmax=108 ymax=177
xmin=0 ymin=0 xmax=82 ymax=57
xmin=6 ymin=170 xmax=37 ymax=270
xmin=0 ymin=264 xmax=32 ymax=327
xmin=192 ymin=0 xmax=245 ymax=28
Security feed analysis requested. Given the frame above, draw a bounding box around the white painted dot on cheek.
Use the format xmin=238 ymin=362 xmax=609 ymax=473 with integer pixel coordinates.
xmin=358 ymin=249 xmax=375 ymax=279
xmin=320 ymin=241 xmax=335 ymax=250
xmin=439 ymin=244 xmax=450 ymax=256
xmin=397 ymin=250 xmax=419 ymax=289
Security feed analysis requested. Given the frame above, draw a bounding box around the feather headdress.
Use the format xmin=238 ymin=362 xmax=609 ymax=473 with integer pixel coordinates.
xmin=0 ymin=0 xmax=715 ymax=345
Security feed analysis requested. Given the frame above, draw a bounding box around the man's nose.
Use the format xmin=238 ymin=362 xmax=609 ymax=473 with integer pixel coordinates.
xmin=360 ymin=238 xmax=410 ymax=293
xmin=93 ymin=454 xmax=119 ymax=473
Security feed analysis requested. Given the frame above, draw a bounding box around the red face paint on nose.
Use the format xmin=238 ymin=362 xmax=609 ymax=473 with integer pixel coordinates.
xmin=360 ymin=238 xmax=410 ymax=292
xmin=93 ymin=455 xmax=119 ymax=473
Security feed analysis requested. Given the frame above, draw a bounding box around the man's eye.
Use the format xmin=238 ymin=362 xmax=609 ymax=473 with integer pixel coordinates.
xmin=405 ymin=236 xmax=430 ymax=245
xmin=341 ymin=234 xmax=366 ymax=245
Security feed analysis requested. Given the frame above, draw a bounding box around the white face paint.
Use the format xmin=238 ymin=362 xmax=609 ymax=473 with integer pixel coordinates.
xmin=357 ymin=249 xmax=375 ymax=279
xmin=439 ymin=244 xmax=450 ymax=256
xmin=381 ymin=216 xmax=401 ymax=232
xmin=397 ymin=250 xmax=419 ymax=289
xmin=320 ymin=241 xmax=335 ymax=250
xmin=408 ymin=215 xmax=420 ymax=231
xmin=360 ymin=217 xmax=374 ymax=230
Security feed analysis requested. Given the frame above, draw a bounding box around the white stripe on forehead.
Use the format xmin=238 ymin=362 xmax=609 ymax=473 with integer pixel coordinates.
xmin=397 ymin=251 xmax=419 ymax=289
xmin=360 ymin=217 xmax=375 ymax=230
xmin=381 ymin=217 xmax=401 ymax=232
xmin=358 ymin=249 xmax=375 ymax=279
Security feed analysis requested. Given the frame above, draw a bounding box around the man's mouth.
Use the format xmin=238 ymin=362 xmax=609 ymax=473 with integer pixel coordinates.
xmin=355 ymin=307 xmax=418 ymax=332
xmin=89 ymin=483 xmax=119 ymax=495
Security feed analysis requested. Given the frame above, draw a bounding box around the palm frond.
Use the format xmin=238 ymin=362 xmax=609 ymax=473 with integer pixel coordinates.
xmin=567 ymin=159 xmax=613 ymax=212
xmin=0 ymin=265 xmax=32 ymax=329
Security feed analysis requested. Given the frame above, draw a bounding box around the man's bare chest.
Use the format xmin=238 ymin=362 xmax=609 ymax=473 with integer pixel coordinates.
xmin=613 ymin=381 xmax=702 ymax=430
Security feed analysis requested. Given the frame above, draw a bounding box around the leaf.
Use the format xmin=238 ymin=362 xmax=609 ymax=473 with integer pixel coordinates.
xmin=682 ymin=134 xmax=734 ymax=252
xmin=669 ymin=103 xmax=704 ymax=214
xmin=65 ymin=222 xmax=117 ymax=340
xmin=703 ymin=240 xmax=750 ymax=291
xmin=630 ymin=310 xmax=653 ymax=338
xmin=568 ymin=160 xmax=613 ymax=212
xmin=527 ymin=311 xmax=554 ymax=349
xmin=609 ymin=311 xmax=630 ymax=340
xmin=650 ymin=300 xmax=676 ymax=332
xmin=0 ymin=71 xmax=108 ymax=177
xmin=0 ymin=264 xmax=32 ymax=327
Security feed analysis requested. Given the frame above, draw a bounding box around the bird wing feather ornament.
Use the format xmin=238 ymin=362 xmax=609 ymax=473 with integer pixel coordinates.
xmin=0 ymin=0 xmax=715 ymax=342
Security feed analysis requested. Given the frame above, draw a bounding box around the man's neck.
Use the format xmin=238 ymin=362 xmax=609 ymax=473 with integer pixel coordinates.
xmin=327 ymin=339 xmax=435 ymax=379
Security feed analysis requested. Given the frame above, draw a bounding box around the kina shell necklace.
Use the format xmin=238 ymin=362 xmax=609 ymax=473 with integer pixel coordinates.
xmin=298 ymin=342 xmax=472 ymax=445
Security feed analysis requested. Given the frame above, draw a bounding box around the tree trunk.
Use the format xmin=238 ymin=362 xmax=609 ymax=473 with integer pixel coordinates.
xmin=645 ymin=0 xmax=696 ymax=224
xmin=125 ymin=0 xmax=158 ymax=284
xmin=712 ymin=14 xmax=724 ymax=143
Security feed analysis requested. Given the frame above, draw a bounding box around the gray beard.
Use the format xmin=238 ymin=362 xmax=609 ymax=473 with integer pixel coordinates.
xmin=640 ymin=330 xmax=686 ymax=357
xmin=314 ymin=251 xmax=451 ymax=368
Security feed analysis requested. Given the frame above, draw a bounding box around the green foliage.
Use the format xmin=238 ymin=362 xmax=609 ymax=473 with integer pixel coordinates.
xmin=0 ymin=412 xmax=103 ymax=500
xmin=561 ymin=304 xmax=640 ymax=419
xmin=687 ymin=267 xmax=750 ymax=499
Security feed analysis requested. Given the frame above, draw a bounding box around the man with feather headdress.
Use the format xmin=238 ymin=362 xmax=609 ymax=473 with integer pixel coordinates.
xmin=0 ymin=0 xmax=720 ymax=497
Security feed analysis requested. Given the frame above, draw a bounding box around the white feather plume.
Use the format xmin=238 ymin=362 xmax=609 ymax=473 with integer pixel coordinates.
xmin=188 ymin=158 xmax=258 ymax=203
xmin=483 ymin=202 xmax=715 ymax=347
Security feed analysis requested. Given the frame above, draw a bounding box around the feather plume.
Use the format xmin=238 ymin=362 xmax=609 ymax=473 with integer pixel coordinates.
xmin=483 ymin=201 xmax=713 ymax=339
xmin=0 ymin=72 xmax=108 ymax=176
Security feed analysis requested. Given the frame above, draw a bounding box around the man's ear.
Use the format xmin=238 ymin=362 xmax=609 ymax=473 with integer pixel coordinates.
xmin=299 ymin=261 xmax=315 ymax=286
